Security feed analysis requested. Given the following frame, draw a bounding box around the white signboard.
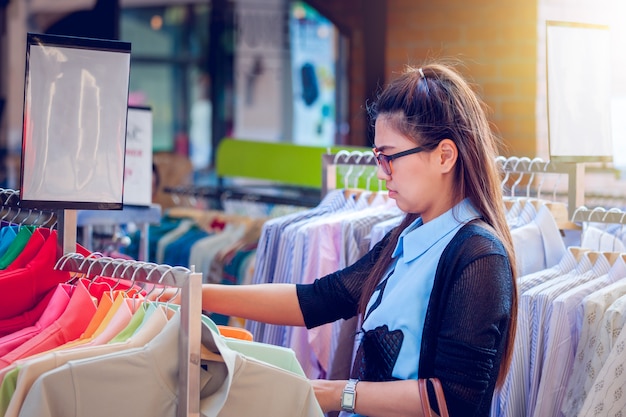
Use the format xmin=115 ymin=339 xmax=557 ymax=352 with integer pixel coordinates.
xmin=546 ymin=21 xmax=613 ymax=162
xmin=20 ymin=33 xmax=131 ymax=209
xmin=124 ymin=106 xmax=153 ymax=206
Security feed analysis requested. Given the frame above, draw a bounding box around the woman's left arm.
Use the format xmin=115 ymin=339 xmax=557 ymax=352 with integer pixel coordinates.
xmin=310 ymin=378 xmax=429 ymax=417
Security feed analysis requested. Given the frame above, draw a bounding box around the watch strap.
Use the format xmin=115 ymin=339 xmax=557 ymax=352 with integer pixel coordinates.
xmin=341 ymin=378 xmax=359 ymax=413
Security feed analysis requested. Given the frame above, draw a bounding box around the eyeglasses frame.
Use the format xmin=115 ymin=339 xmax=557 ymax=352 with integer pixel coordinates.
xmin=372 ymin=146 xmax=426 ymax=175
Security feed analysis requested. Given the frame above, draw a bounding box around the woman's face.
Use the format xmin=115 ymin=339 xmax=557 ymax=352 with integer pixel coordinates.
xmin=374 ymin=116 xmax=455 ymax=222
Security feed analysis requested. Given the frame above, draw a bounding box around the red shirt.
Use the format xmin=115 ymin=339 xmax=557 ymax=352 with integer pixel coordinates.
xmin=4 ymin=228 xmax=51 ymax=271
xmin=0 ymin=230 xmax=90 ymax=320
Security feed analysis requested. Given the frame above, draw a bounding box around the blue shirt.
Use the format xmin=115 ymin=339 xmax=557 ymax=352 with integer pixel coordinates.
xmin=359 ymin=198 xmax=480 ymax=380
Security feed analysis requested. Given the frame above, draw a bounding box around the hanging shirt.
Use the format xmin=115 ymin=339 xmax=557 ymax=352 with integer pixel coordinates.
xmin=106 ymin=303 xmax=147 ymax=344
xmin=511 ymin=203 xmax=566 ymax=277
xmin=287 ymin=194 xmax=376 ymax=378
xmin=0 ymin=281 xmax=96 ymax=368
xmin=0 ymin=289 xmax=56 ymax=339
xmin=162 ymin=224 xmax=211 ymax=268
xmin=506 ymin=199 xmax=538 ymax=230
xmin=155 ymin=219 xmax=196 ymax=264
xmin=533 ymin=255 xmax=626 ymax=417
xmin=0 ymin=227 xmax=18 ymax=258
xmin=291 ymin=197 xmax=400 ymax=379
xmin=188 ymin=222 xmax=247 ymax=282
xmin=561 ymin=256 xmax=626 ymax=417
xmin=492 ymin=248 xmax=582 ymax=417
xmin=0 ymin=227 xmax=36 ymax=269
xmin=582 ymin=294 xmax=626 ymax=387
xmin=581 ymin=225 xmax=626 ymax=252
xmin=357 ymin=198 xmax=480 ymax=380
xmin=368 ymin=215 xmax=403 ymax=250
xmin=0 ymin=284 xmax=72 ymax=356
xmin=340 ymin=199 xmax=401 ymax=269
xmin=2 ymin=304 xmax=168 ymax=417
xmin=3 ymin=228 xmax=51 ymax=271
xmin=78 ymin=296 xmax=135 ymax=347
xmin=247 ymin=189 xmax=349 ymax=345
xmin=0 ymin=230 xmax=90 ymax=320
xmin=523 ymin=252 xmax=609 ymax=417
xmin=18 ymin=311 xmax=324 ymax=417
xmin=147 ymin=216 xmax=186 ymax=262
xmin=266 ymin=193 xmax=360 ymax=351
xmin=223 ymin=337 xmax=306 ymax=377
xmin=577 ymin=308 xmax=626 ymax=416
xmin=50 ymin=292 xmax=121 ymax=351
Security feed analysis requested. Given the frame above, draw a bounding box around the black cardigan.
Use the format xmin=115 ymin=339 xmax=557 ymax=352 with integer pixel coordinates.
xmin=296 ymin=221 xmax=514 ymax=417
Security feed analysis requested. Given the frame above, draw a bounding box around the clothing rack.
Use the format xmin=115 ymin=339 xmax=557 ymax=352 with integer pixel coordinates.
xmin=54 ymin=252 xmax=203 ymax=417
xmin=3 ymin=185 xmax=206 ymax=415
xmin=321 ymin=152 xmax=586 ymax=219
xmin=0 ymin=188 xmax=56 ymax=227
xmin=164 ymin=184 xmax=321 ymax=209
xmin=497 ymin=156 xmax=585 ymax=219
xmin=7 ymin=198 xmax=202 ymax=415
xmin=0 ymin=187 xmax=77 ymax=256
xmin=76 ymin=204 xmax=162 ymax=261
xmin=571 ymin=206 xmax=626 ymax=225
xmin=321 ymin=150 xmax=378 ymax=197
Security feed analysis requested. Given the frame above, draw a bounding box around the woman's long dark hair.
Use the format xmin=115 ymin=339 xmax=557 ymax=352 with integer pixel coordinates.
xmin=359 ymin=62 xmax=517 ymax=388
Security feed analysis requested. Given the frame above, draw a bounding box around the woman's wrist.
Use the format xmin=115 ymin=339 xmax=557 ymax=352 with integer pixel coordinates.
xmin=340 ymin=379 xmax=360 ymax=413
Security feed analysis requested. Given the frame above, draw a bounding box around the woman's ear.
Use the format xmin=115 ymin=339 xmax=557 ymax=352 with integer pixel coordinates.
xmin=438 ymin=139 xmax=458 ymax=174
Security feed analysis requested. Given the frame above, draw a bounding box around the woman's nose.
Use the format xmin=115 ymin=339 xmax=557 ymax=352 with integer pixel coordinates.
xmin=376 ymin=164 xmax=390 ymax=181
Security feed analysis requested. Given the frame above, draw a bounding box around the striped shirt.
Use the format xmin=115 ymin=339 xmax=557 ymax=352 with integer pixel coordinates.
xmin=524 ymin=253 xmax=609 ymax=417
xmin=492 ymin=249 xmax=579 ymax=417
xmin=246 ymin=189 xmax=348 ymax=342
xmin=533 ymin=254 xmax=618 ymax=417
xmin=561 ymin=256 xmax=626 ymax=417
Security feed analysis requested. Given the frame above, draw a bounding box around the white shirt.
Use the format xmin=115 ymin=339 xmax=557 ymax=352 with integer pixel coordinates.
xmin=511 ymin=204 xmax=566 ymax=277
xmin=581 ymin=225 xmax=626 ymax=253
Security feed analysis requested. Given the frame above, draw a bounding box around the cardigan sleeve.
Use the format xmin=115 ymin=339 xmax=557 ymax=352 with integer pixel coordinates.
xmin=420 ymin=226 xmax=514 ymax=417
xmin=295 ymin=231 xmax=392 ymax=329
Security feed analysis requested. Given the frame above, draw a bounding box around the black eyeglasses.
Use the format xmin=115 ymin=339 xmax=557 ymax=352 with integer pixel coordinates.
xmin=372 ymin=146 xmax=425 ymax=175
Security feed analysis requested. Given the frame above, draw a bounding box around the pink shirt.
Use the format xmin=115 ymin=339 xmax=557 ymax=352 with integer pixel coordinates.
xmin=0 ymin=289 xmax=55 ymax=338
xmin=0 ymin=285 xmax=72 ymax=356
xmin=0 ymin=281 xmax=96 ymax=367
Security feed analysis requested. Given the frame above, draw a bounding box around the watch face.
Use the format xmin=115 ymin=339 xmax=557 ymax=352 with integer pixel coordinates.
xmin=342 ymin=392 xmax=355 ymax=406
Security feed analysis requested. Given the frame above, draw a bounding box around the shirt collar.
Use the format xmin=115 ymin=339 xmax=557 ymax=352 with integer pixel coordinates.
xmin=392 ymin=198 xmax=480 ymax=262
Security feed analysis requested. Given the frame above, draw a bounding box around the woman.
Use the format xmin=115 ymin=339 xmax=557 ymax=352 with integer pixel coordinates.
xmin=156 ymin=62 xmax=517 ymax=417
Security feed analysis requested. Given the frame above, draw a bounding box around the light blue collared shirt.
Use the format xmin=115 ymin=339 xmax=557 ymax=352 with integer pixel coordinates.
xmin=359 ymin=198 xmax=480 ymax=380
